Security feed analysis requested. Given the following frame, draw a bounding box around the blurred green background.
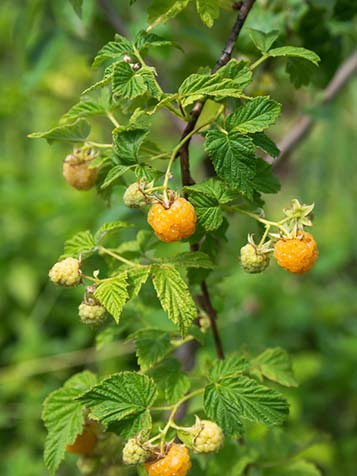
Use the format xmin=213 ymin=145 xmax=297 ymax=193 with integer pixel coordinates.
xmin=0 ymin=1 xmax=356 ymax=475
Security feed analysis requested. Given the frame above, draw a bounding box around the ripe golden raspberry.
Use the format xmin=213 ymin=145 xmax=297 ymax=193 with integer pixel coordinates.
xmin=192 ymin=420 xmax=224 ymax=453
xmin=148 ymin=197 xmax=196 ymax=243
xmin=63 ymin=151 xmax=97 ymax=191
xmin=66 ymin=423 xmax=97 ymax=455
xmin=49 ymin=257 xmax=81 ymax=287
xmin=145 ymin=444 xmax=191 ymax=476
xmin=274 ymin=232 xmax=318 ymax=274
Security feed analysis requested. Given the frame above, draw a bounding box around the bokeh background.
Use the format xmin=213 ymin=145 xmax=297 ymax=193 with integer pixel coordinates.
xmin=0 ymin=1 xmax=356 ymax=475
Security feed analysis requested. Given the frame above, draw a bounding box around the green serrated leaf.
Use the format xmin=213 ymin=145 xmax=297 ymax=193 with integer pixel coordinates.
xmin=226 ymin=97 xmax=281 ymax=134
xmin=148 ymin=0 xmax=191 ymax=28
xmin=108 ymin=411 xmax=152 ymax=440
xmin=268 ymin=46 xmax=320 ymax=65
xmin=60 ymin=100 xmax=108 ymax=124
xmin=28 ymin=119 xmax=90 ymax=144
xmin=286 ymin=57 xmax=318 ymax=88
xmin=79 ymin=372 xmax=157 ymax=424
xmin=94 ymin=274 xmax=129 ymax=323
xmin=251 ymin=158 xmax=280 ymax=194
xmin=185 ymin=179 xmax=237 ymax=231
xmin=196 ymin=0 xmax=220 ymax=27
xmin=248 ymin=28 xmax=280 ymax=53
xmin=208 ymin=354 xmax=249 ymax=382
xmin=100 ymin=165 xmax=130 ymax=189
xmin=148 ymin=358 xmax=191 ymax=403
xmin=126 ymin=266 xmax=151 ymax=299
xmin=135 ymin=30 xmax=178 ymax=52
xmin=252 ymin=348 xmax=298 ymax=387
xmin=42 ymin=371 xmax=97 ymax=473
xmin=204 ymin=130 xmax=256 ymax=192
xmin=204 ymin=381 xmax=243 ymax=436
xmin=179 ymin=59 xmax=252 ymax=108
xmin=152 ymin=265 xmax=197 ymax=336
xmin=112 ymin=62 xmax=147 ymax=99
xmin=132 ymin=329 xmax=172 ymax=370
xmin=251 ymin=132 xmax=280 ymax=158
xmin=204 ymin=375 xmax=289 ymax=434
xmin=168 ymin=251 xmax=214 ymax=269
xmin=63 ymin=230 xmax=96 ymax=259
xmin=95 ymin=221 xmax=133 ymax=242
xmin=81 ymin=64 xmax=114 ymax=95
xmin=93 ymin=37 xmax=134 ymax=68
xmin=113 ymin=128 xmax=149 ymax=165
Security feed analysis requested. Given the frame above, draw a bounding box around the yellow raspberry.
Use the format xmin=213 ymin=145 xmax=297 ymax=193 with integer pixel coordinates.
xmin=147 ymin=197 xmax=196 ymax=243
xmin=192 ymin=420 xmax=224 ymax=453
xmin=274 ymin=232 xmax=318 ymax=274
xmin=145 ymin=444 xmax=191 ymax=476
xmin=66 ymin=422 xmax=97 ymax=455
xmin=49 ymin=257 xmax=81 ymax=287
xmin=63 ymin=154 xmax=97 ymax=191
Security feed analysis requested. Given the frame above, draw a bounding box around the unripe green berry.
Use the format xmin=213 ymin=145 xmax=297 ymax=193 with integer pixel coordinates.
xmin=192 ymin=420 xmax=224 ymax=454
xmin=123 ymin=182 xmax=147 ymax=208
xmin=240 ymin=243 xmax=270 ymax=274
xmin=49 ymin=257 xmax=81 ymax=287
xmin=122 ymin=438 xmax=149 ymax=465
xmin=79 ymin=303 xmax=107 ymax=326
xmin=77 ymin=456 xmax=99 ymax=475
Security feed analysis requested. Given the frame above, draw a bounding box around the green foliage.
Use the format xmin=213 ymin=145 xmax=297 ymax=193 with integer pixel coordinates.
xmin=94 ymin=274 xmax=129 ymax=323
xmin=79 ymin=372 xmax=157 ymax=425
xmin=1 ymin=1 xmax=355 ymax=475
xmin=28 ymin=119 xmax=91 ymax=144
xmin=152 ymin=265 xmax=197 ymax=335
xmin=42 ymin=371 xmax=97 ymax=473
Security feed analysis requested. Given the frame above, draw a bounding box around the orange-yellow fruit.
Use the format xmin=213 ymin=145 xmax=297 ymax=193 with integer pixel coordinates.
xmin=147 ymin=198 xmax=196 ymax=243
xmin=274 ymin=232 xmax=318 ymax=274
xmin=66 ymin=424 xmax=97 ymax=455
xmin=63 ymin=156 xmax=97 ymax=191
xmin=145 ymin=444 xmax=191 ymax=476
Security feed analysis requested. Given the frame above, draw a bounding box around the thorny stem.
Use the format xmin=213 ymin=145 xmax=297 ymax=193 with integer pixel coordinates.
xmin=177 ymin=0 xmax=257 ymax=360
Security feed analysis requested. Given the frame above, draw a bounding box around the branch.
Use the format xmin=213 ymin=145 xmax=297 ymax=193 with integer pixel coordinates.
xmin=177 ymin=0 xmax=256 ymax=361
xmin=179 ymin=0 xmax=256 ymax=186
xmin=267 ymin=52 xmax=357 ymax=168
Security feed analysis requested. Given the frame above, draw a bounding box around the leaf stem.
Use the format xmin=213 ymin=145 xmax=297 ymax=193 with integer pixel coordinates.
xmin=250 ymin=54 xmax=269 ymax=70
xmin=162 ymin=121 xmax=212 ymax=204
xmin=86 ymin=141 xmax=113 ymax=149
xmin=158 ymin=388 xmax=204 ymax=452
xmin=106 ymin=111 xmax=120 ymax=128
xmin=98 ymin=246 xmax=138 ymax=267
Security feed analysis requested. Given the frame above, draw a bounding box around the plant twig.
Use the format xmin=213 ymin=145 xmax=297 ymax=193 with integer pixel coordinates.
xmin=266 ymin=52 xmax=357 ymax=167
xmin=177 ymin=1 xmax=256 ymax=361
xmin=178 ymin=0 xmax=257 ymax=186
